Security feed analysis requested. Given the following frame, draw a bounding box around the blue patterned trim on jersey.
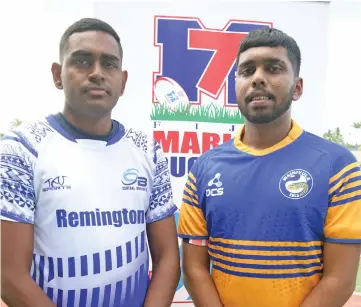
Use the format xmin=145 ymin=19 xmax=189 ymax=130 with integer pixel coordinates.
xmin=0 ymin=153 xmax=35 ymax=213
xmin=40 ymin=263 xmax=149 ymax=307
xmin=146 ymin=205 xmax=178 ymax=224
xmin=124 ymin=129 xmax=148 ymax=154
xmin=31 ymin=231 xmax=146 ymax=282
xmin=46 ymin=115 xmax=77 ymax=143
xmin=0 ymin=209 xmax=34 ymax=224
xmin=6 ymin=133 xmax=38 ymax=158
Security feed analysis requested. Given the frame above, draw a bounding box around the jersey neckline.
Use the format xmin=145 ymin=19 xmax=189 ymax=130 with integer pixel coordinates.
xmin=233 ymin=120 xmax=303 ymax=156
xmin=45 ymin=114 xmax=125 ymax=146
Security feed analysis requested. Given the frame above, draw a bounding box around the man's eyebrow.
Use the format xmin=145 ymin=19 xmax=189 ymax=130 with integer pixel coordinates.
xmin=69 ymin=50 xmax=92 ymax=57
xmin=238 ymin=58 xmax=286 ymax=68
xmin=69 ymin=50 xmax=120 ymax=62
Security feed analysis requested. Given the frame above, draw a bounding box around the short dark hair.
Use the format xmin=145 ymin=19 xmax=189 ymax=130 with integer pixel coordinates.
xmin=236 ymin=27 xmax=301 ymax=77
xmin=59 ymin=18 xmax=123 ymax=61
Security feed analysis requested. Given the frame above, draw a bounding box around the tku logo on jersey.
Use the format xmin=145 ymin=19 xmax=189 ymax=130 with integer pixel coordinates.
xmin=152 ymin=16 xmax=272 ymax=124
xmin=43 ymin=176 xmax=71 ymax=192
xmin=279 ymin=169 xmax=313 ymax=199
xmin=121 ymin=168 xmax=148 ymax=192
xmin=206 ymin=173 xmax=224 ymax=197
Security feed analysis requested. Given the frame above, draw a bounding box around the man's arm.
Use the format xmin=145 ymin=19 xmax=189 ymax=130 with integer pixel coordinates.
xmin=300 ymin=155 xmax=361 ymax=306
xmin=1 ymin=221 xmax=55 ymax=307
xmin=177 ymin=161 xmax=223 ymax=306
xmin=300 ymin=242 xmax=360 ymax=307
xmin=143 ymin=140 xmax=180 ymax=306
xmin=182 ymin=241 xmax=223 ymax=307
xmin=143 ymin=215 xmax=180 ymax=307
xmin=0 ymin=132 xmax=55 ymax=306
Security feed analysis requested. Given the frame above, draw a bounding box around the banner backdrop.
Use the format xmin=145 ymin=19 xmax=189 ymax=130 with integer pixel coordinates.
xmin=95 ymin=1 xmax=330 ymax=305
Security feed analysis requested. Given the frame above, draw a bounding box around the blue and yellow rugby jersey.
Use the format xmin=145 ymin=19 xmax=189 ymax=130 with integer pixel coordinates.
xmin=178 ymin=121 xmax=361 ymax=307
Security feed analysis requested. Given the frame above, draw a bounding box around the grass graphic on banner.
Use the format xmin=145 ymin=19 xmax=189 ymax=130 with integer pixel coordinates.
xmin=151 ymin=102 xmax=244 ymax=124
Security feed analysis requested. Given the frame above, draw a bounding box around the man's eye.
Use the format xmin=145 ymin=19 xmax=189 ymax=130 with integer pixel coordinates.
xmin=74 ymin=59 xmax=91 ymax=66
xmin=104 ymin=61 xmax=117 ymax=68
xmin=269 ymin=66 xmax=282 ymax=73
xmin=240 ymin=68 xmax=254 ymax=76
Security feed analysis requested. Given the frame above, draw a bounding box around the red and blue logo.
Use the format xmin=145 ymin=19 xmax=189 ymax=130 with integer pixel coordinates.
xmin=152 ymin=16 xmax=272 ymax=124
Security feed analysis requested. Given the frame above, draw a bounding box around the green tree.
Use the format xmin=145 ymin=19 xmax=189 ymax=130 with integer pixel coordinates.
xmin=323 ymin=127 xmax=345 ymax=145
xmin=352 ymin=121 xmax=361 ymax=129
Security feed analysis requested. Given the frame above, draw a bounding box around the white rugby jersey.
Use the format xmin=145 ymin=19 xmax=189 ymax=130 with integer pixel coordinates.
xmin=0 ymin=115 xmax=177 ymax=307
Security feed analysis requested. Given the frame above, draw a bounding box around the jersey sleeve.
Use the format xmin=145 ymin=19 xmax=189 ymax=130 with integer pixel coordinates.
xmin=177 ymin=160 xmax=208 ymax=246
xmin=146 ymin=140 xmax=177 ymax=223
xmin=0 ymin=132 xmax=36 ymax=224
xmin=324 ymin=150 xmax=361 ymax=243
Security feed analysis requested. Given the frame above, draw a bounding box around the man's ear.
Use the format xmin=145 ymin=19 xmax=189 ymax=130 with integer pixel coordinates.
xmin=292 ymin=77 xmax=303 ymax=101
xmin=120 ymin=70 xmax=128 ymax=96
xmin=51 ymin=62 xmax=63 ymax=90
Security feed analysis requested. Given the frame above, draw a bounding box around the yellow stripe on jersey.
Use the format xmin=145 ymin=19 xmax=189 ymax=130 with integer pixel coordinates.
xmin=210 ymin=237 xmax=321 ymax=247
xmin=324 ymin=199 xmax=361 ymax=241
xmin=332 ymin=189 xmax=361 ymax=203
xmin=177 ymin=202 xmax=208 ymax=238
xmin=329 ymin=161 xmax=360 ymax=184
xmin=184 ymin=186 xmax=198 ymax=201
xmin=208 ymin=237 xmax=323 ymax=307
xmin=328 ymin=170 xmax=360 ymax=195
xmin=188 ymin=172 xmax=196 ymax=183
xmin=182 ymin=193 xmax=199 ymax=206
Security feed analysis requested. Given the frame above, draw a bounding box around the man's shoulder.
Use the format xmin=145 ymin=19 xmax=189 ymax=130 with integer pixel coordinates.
xmin=1 ymin=117 xmax=55 ymax=157
xmin=302 ymin=131 xmax=359 ymax=174
xmin=193 ymin=138 xmax=235 ymax=170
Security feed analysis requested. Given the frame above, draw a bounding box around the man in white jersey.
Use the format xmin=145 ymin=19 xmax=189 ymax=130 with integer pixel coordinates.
xmin=1 ymin=18 xmax=180 ymax=307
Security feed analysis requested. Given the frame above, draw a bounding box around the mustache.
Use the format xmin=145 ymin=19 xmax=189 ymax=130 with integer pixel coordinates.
xmin=245 ymin=88 xmax=275 ymax=103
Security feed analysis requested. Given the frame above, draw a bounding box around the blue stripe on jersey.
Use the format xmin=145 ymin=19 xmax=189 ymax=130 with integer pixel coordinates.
xmin=81 ymin=255 xmax=88 ymax=276
xmin=68 ymin=290 xmax=75 ymax=307
xmin=141 ymin=231 xmax=145 ymax=253
xmin=105 ymin=249 xmax=112 ymax=272
xmin=39 ymin=255 xmax=45 ymax=290
xmin=103 ymin=284 xmax=112 ymax=307
xmin=126 ymin=242 xmax=132 ymax=263
xmin=57 ymin=258 xmax=63 ymax=277
xmin=208 ymin=247 xmax=322 ymax=261
xmin=93 ymin=253 xmax=101 ymax=274
xmin=209 ymin=254 xmax=322 ymax=270
xmin=48 ymin=257 xmax=54 ymax=282
xmin=79 ymin=289 xmax=88 ymax=306
xmin=47 ymin=287 xmax=54 ymax=301
xmin=116 ymin=246 xmax=123 ymax=268
xmin=68 ymin=257 xmax=75 ymax=277
xmin=113 ymin=281 xmax=123 ymax=306
xmin=211 ymin=241 xmax=321 ymax=251
xmin=135 ymin=236 xmax=139 ymax=259
xmin=91 ymin=287 xmax=100 ymax=307
xmin=212 ymin=264 xmax=322 ymax=279
xmin=32 ymin=254 xmax=36 ymax=281
xmin=57 ymin=289 xmax=63 ymax=306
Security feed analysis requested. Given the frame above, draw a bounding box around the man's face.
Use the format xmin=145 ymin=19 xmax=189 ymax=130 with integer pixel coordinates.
xmin=235 ymin=46 xmax=302 ymax=124
xmin=52 ymin=30 xmax=127 ymax=117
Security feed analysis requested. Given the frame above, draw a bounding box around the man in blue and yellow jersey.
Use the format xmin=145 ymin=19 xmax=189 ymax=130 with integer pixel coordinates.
xmin=177 ymin=27 xmax=361 ymax=307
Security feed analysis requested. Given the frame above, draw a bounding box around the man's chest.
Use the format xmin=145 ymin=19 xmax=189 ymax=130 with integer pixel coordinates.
xmin=201 ymin=156 xmax=330 ymax=240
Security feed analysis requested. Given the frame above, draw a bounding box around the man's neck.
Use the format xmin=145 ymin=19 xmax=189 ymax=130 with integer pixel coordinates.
xmin=242 ymin=114 xmax=292 ymax=151
xmin=62 ymin=108 xmax=112 ymax=136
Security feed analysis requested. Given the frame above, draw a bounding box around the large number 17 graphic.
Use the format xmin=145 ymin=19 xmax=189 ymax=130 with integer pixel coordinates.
xmin=153 ymin=16 xmax=272 ymax=106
